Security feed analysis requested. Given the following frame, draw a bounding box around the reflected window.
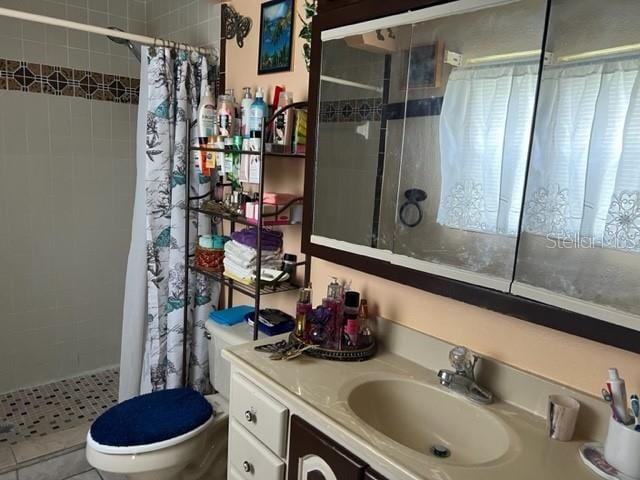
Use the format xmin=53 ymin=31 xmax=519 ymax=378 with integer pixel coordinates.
xmin=524 ymin=58 xmax=640 ymax=252
xmin=514 ymin=0 xmax=640 ymax=321
xmin=438 ymin=62 xmax=538 ymax=235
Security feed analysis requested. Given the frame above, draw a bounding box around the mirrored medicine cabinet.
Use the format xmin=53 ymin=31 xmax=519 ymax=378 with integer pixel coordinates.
xmin=303 ymin=0 xmax=640 ymax=352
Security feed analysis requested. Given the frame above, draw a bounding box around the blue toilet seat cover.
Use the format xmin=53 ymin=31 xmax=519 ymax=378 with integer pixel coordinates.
xmin=90 ymin=388 xmax=213 ymax=447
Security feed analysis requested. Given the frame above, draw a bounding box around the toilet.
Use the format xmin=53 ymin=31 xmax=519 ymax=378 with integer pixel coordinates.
xmin=86 ymin=321 xmax=261 ymax=480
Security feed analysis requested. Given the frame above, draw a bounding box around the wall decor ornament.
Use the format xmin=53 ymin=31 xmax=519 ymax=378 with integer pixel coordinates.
xmin=298 ymin=0 xmax=317 ymax=72
xmin=222 ymin=4 xmax=252 ymax=48
xmin=258 ymin=0 xmax=295 ymax=74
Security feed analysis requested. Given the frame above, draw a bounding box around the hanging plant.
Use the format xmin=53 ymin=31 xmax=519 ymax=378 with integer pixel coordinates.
xmin=298 ymin=0 xmax=317 ymax=71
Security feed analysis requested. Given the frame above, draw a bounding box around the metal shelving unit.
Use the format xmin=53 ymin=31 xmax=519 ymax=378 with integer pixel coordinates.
xmin=183 ymin=102 xmax=310 ymax=351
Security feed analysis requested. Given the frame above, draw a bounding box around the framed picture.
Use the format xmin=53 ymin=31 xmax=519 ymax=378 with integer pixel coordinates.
xmin=258 ymin=0 xmax=295 ymax=75
xmin=401 ymin=41 xmax=444 ymax=89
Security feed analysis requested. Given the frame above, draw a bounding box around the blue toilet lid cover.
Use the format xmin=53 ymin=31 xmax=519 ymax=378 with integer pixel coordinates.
xmin=90 ymin=388 xmax=213 ymax=447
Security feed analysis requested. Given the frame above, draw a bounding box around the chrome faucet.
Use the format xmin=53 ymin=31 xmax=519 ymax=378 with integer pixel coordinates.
xmin=437 ymin=346 xmax=493 ymax=404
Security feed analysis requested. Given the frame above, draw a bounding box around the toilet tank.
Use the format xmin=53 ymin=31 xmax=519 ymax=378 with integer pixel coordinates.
xmin=205 ymin=320 xmax=264 ymax=400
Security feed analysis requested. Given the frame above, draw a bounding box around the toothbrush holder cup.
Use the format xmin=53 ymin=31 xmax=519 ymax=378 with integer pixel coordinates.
xmin=604 ymin=416 xmax=640 ymax=478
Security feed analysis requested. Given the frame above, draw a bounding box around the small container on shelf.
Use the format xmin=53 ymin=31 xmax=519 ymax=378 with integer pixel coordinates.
xmin=195 ymin=235 xmax=228 ymax=272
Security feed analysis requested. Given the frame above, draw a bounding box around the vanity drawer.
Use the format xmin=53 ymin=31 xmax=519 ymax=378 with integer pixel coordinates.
xmin=230 ymin=373 xmax=289 ymax=457
xmin=228 ymin=419 xmax=285 ymax=480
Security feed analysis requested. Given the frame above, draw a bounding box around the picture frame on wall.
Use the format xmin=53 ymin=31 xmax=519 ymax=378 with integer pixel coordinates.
xmin=401 ymin=41 xmax=445 ymax=89
xmin=258 ymin=0 xmax=295 ymax=75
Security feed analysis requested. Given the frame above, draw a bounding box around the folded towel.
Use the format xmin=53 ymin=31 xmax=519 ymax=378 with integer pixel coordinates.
xmin=222 ymin=270 xmax=253 ymax=286
xmin=223 ymin=257 xmax=282 ymax=280
xmin=209 ymin=305 xmax=254 ymax=326
xmin=231 ymin=228 xmax=283 ymax=251
xmin=224 ymin=240 xmax=279 ymax=267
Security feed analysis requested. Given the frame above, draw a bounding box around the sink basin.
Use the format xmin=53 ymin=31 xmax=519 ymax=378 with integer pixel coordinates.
xmin=347 ymin=379 xmax=512 ymax=466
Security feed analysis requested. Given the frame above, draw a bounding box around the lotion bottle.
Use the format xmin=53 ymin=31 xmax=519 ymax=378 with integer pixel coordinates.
xmin=240 ymin=87 xmax=254 ymax=138
xmin=197 ymin=86 xmax=216 ymax=139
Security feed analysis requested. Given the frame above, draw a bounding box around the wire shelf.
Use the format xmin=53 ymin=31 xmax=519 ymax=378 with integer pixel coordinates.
xmin=190 ymin=264 xmax=301 ymax=298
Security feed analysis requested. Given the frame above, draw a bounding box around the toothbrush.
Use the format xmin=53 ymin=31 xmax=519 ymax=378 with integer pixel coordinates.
xmin=602 ymin=388 xmax=620 ymax=422
xmin=631 ymin=394 xmax=640 ymax=431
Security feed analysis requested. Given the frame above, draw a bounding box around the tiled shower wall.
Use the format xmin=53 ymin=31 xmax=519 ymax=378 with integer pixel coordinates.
xmin=0 ymin=0 xmax=221 ymax=394
xmin=0 ymin=0 xmax=141 ymax=393
xmin=146 ymin=0 xmax=221 ymax=51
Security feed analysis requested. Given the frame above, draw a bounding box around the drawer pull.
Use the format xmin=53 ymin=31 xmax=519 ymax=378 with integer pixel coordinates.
xmin=245 ymin=410 xmax=255 ymax=422
xmin=242 ymin=460 xmax=252 ymax=473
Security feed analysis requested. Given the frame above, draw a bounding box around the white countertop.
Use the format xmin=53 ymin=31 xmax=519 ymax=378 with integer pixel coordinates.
xmin=223 ymin=335 xmax=598 ymax=480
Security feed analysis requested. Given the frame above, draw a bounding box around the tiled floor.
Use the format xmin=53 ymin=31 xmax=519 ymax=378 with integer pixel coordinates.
xmin=0 ymin=369 xmax=119 ymax=447
xmin=0 ymin=444 xmax=126 ymax=480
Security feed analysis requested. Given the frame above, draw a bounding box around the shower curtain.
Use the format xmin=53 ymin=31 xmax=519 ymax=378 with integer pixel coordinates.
xmin=119 ymin=46 xmax=220 ymax=400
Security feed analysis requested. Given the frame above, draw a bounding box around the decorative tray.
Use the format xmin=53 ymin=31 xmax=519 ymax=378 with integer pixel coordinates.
xmin=288 ymin=333 xmax=377 ymax=362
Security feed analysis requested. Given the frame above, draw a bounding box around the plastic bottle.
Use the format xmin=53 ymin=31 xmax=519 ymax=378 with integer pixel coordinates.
xmin=344 ymin=291 xmax=360 ymax=348
xmin=226 ymin=89 xmax=242 ymax=135
xmin=249 ymin=87 xmax=268 ymax=138
xmin=196 ymin=86 xmax=216 ymax=174
xmin=197 ymin=86 xmax=216 ymax=140
xmin=274 ymin=91 xmax=294 ymax=149
xmin=217 ymin=94 xmax=235 ymax=137
xmin=608 ymin=368 xmax=631 ymax=424
xmin=240 ymin=87 xmax=254 ymax=138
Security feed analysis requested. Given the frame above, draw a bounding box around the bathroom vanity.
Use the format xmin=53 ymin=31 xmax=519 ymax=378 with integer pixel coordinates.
xmin=222 ymin=323 xmax=606 ymax=480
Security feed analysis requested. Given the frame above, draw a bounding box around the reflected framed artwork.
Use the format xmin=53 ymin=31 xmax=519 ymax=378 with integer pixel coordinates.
xmin=401 ymin=41 xmax=444 ymax=89
xmin=258 ymin=0 xmax=295 ymax=75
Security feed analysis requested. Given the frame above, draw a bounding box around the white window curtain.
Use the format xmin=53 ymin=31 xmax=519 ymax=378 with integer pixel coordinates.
xmin=438 ymin=63 xmax=539 ymax=235
xmin=524 ymin=57 xmax=640 ymax=252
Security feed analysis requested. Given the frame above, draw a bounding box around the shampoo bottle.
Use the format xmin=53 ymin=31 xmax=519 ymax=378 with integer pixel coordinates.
xmin=197 ymin=86 xmax=216 ymax=173
xmin=249 ymin=88 xmax=268 ymax=138
xmin=274 ymin=91 xmax=294 ymax=149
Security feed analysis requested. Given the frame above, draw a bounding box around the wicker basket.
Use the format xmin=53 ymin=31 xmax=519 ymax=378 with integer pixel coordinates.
xmin=195 ymin=245 xmax=225 ymax=271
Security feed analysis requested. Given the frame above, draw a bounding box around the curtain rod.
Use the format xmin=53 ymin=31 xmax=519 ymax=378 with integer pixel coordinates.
xmin=559 ymin=43 xmax=640 ymax=63
xmin=467 ymin=50 xmax=545 ymax=65
xmin=0 ymin=7 xmax=215 ymax=55
xmin=320 ymin=75 xmax=383 ymax=93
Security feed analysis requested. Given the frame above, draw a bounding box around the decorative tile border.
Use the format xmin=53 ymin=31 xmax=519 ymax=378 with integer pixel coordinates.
xmin=319 ymin=97 xmax=382 ymax=123
xmin=319 ymin=96 xmax=444 ymax=124
xmin=0 ymin=58 xmax=139 ymax=104
xmin=383 ymin=97 xmax=443 ymax=121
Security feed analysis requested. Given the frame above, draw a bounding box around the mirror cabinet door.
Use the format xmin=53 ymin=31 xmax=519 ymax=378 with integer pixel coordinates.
xmin=312 ymin=23 xmax=411 ymax=253
xmin=514 ymin=0 xmax=640 ymax=327
xmin=387 ymin=0 xmax=547 ymax=289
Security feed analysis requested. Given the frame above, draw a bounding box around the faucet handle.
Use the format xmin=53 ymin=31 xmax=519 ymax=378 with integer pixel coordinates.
xmin=449 ymin=346 xmax=477 ymax=374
